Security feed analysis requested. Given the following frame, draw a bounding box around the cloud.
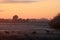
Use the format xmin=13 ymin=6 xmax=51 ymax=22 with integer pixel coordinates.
xmin=5 ymin=0 xmax=39 ymax=3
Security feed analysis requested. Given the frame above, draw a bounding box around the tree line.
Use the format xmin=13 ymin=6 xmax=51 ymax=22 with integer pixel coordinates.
xmin=50 ymin=13 xmax=60 ymax=30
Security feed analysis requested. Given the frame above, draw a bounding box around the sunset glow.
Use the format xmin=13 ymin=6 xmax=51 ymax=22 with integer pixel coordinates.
xmin=0 ymin=0 xmax=60 ymax=19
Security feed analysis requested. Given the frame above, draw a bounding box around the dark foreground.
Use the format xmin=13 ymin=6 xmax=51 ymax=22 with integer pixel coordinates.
xmin=0 ymin=30 xmax=60 ymax=40
xmin=0 ymin=33 xmax=60 ymax=40
xmin=0 ymin=35 xmax=60 ymax=40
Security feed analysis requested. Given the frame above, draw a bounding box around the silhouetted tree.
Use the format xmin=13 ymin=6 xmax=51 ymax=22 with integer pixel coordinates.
xmin=13 ymin=15 xmax=18 ymax=20
xmin=25 ymin=19 xmax=30 ymax=23
xmin=22 ymin=19 xmax=26 ymax=23
xmin=50 ymin=13 xmax=60 ymax=30
xmin=18 ymin=18 xmax=22 ymax=22
xmin=12 ymin=15 xmax=19 ymax=23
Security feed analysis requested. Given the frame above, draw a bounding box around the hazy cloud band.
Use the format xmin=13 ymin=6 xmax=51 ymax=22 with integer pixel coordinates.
xmin=0 ymin=0 xmax=40 ymax=3
xmin=6 ymin=0 xmax=39 ymax=2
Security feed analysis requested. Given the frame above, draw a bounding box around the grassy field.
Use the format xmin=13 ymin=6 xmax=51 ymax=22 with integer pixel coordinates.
xmin=0 ymin=23 xmax=59 ymax=40
xmin=0 ymin=30 xmax=60 ymax=40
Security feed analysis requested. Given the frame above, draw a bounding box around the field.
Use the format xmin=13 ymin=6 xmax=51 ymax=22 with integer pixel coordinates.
xmin=0 ymin=23 xmax=60 ymax=40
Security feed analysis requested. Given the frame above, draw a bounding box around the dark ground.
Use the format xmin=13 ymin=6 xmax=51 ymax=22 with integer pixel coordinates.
xmin=0 ymin=33 xmax=60 ymax=40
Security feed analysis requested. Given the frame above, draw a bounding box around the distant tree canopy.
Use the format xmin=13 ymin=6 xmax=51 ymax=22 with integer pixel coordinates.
xmin=13 ymin=15 xmax=18 ymax=20
xmin=50 ymin=13 xmax=60 ymax=30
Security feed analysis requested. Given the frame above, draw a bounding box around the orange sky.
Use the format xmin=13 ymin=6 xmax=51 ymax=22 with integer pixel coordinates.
xmin=0 ymin=0 xmax=60 ymax=19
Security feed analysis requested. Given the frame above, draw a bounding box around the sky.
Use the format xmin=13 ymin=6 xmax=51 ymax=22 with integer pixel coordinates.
xmin=0 ymin=0 xmax=60 ymax=19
